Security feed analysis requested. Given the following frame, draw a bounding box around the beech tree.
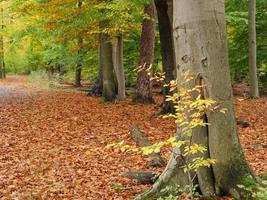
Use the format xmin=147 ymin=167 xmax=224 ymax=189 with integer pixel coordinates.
xmin=137 ymin=0 xmax=257 ymax=199
xmin=248 ymin=0 xmax=259 ymax=98
xmin=101 ymin=28 xmax=117 ymax=102
xmin=96 ymin=0 xmax=145 ymax=101
xmin=100 ymin=31 xmax=125 ymax=101
xmin=101 ymin=30 xmax=125 ymax=101
xmin=133 ymin=3 xmax=155 ymax=104
xmin=112 ymin=36 xmax=126 ymax=100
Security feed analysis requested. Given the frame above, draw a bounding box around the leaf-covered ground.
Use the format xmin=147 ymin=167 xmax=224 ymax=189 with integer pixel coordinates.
xmin=0 ymin=76 xmax=266 ymax=199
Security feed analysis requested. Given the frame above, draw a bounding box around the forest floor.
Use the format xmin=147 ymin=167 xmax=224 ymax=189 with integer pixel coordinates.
xmin=0 ymin=76 xmax=266 ymax=200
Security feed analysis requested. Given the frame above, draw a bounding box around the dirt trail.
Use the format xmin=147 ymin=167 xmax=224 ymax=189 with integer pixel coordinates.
xmin=0 ymin=76 xmax=266 ymax=199
xmin=0 ymin=76 xmax=36 ymax=101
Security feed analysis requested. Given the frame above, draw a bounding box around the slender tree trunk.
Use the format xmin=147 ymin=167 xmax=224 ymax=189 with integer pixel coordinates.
xmin=136 ymin=1 xmax=255 ymax=199
xmin=101 ymin=30 xmax=117 ymax=102
xmin=75 ymin=66 xmax=82 ymax=87
xmin=133 ymin=4 xmax=155 ymax=104
xmin=248 ymin=0 xmax=259 ymax=98
xmin=75 ymin=0 xmax=83 ymax=87
xmin=75 ymin=37 xmax=83 ymax=87
xmin=112 ymin=36 xmax=126 ymax=100
xmin=155 ymin=0 xmax=175 ymax=113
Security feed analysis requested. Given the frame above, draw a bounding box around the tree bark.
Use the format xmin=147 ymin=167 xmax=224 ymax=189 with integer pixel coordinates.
xmin=136 ymin=1 xmax=255 ymax=199
xmin=248 ymin=0 xmax=259 ymax=98
xmin=133 ymin=4 xmax=155 ymax=104
xmin=101 ymin=30 xmax=117 ymax=102
xmin=112 ymin=36 xmax=126 ymax=100
xmin=155 ymin=0 xmax=175 ymax=114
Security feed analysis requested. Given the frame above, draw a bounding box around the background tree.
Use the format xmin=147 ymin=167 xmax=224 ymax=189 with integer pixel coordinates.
xmin=248 ymin=0 xmax=259 ymax=98
xmin=155 ymin=0 xmax=175 ymax=113
xmin=96 ymin=0 xmax=144 ymax=101
xmin=226 ymin=0 xmax=267 ymax=88
xmin=101 ymin=26 xmax=117 ymax=102
xmin=112 ymin=35 xmax=126 ymax=100
xmin=3 ymin=0 xmax=266 ymax=95
xmin=133 ymin=3 xmax=156 ymax=104
xmin=75 ymin=0 xmax=84 ymax=87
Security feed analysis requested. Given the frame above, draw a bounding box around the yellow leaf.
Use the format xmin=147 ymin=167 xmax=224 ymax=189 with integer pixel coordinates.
xmin=220 ymin=108 xmax=228 ymax=114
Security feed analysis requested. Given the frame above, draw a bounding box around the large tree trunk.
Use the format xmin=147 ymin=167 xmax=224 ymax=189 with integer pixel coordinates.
xmin=248 ymin=0 xmax=259 ymax=98
xmin=136 ymin=1 xmax=255 ymax=199
xmin=155 ymin=0 xmax=175 ymax=114
xmin=112 ymin=36 xmax=126 ymax=100
xmin=101 ymin=30 xmax=117 ymax=102
xmin=133 ymin=4 xmax=155 ymax=104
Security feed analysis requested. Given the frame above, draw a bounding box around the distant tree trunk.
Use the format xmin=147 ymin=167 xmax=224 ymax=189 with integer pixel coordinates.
xmin=133 ymin=4 xmax=155 ymax=104
xmin=75 ymin=0 xmax=83 ymax=87
xmin=136 ymin=1 xmax=256 ymax=199
xmin=248 ymin=0 xmax=259 ymax=98
xmin=155 ymin=0 xmax=175 ymax=113
xmin=101 ymin=30 xmax=117 ymax=102
xmin=75 ymin=37 xmax=83 ymax=87
xmin=112 ymin=36 xmax=126 ymax=100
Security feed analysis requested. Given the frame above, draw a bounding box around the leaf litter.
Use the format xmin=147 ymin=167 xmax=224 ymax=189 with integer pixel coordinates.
xmin=0 ymin=76 xmax=266 ymax=199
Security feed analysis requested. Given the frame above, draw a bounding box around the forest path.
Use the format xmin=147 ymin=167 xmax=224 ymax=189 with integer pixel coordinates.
xmin=0 ymin=76 xmax=35 ymax=101
xmin=0 ymin=76 xmax=266 ymax=199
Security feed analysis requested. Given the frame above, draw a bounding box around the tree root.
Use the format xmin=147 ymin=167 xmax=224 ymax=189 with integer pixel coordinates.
xmin=131 ymin=125 xmax=165 ymax=167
